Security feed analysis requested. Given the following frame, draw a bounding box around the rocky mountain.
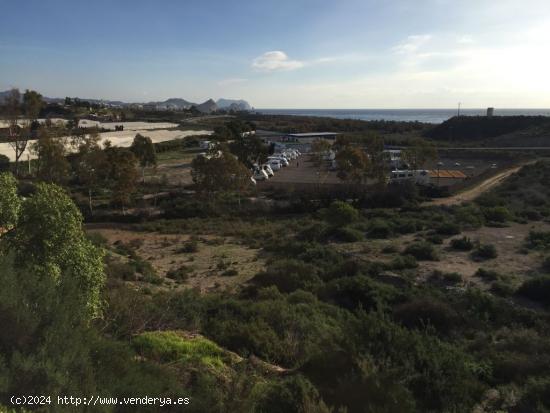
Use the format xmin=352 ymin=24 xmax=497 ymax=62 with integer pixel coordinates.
xmin=0 ymin=90 xmax=252 ymax=112
xmin=216 ymin=98 xmax=252 ymax=111
xmin=145 ymin=98 xmax=194 ymax=110
xmin=194 ymin=99 xmax=218 ymax=114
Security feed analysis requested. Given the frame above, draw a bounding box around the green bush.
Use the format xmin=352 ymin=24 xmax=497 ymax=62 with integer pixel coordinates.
xmin=87 ymin=232 xmax=108 ymax=247
xmin=454 ymin=205 xmax=485 ymax=229
xmin=327 ymin=226 xmax=365 ymax=242
xmin=367 ymin=219 xmax=393 ymax=239
xmin=394 ymin=298 xmax=459 ymax=334
xmin=381 ymin=244 xmax=398 ymax=254
xmin=390 ymin=254 xmax=418 ymax=270
xmin=526 ymin=230 xmax=550 ymax=250
xmin=425 ymin=234 xmax=444 ymax=244
xmin=430 ymin=270 xmax=463 ymax=285
xmin=222 ymin=268 xmax=238 ymax=276
xmin=179 ymin=239 xmax=199 ymax=253
xmin=516 ymin=275 xmax=550 ymax=305
xmin=450 ymin=236 xmax=474 ymax=251
xmin=395 ymin=218 xmax=418 ymax=234
xmin=0 ymin=154 xmax=9 ymax=172
xmin=106 ymin=259 xmax=137 ymax=281
xmin=166 ymin=265 xmax=192 ymax=281
xmin=482 ymin=206 xmax=513 ymax=223
xmin=473 ymin=244 xmax=498 ymax=260
xmin=491 ymin=280 xmax=515 ymax=297
xmin=252 ymin=260 xmax=321 ymax=293
xmin=132 ymin=331 xmax=225 ymax=368
xmin=403 ymin=242 xmax=438 ymax=261
xmin=321 ymin=201 xmax=359 ymax=227
xmin=437 ymin=221 xmax=461 ymax=236
xmin=475 ymin=268 xmax=501 ymax=281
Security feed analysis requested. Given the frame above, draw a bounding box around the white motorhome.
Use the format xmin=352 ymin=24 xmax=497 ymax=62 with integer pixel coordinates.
xmin=389 ymin=170 xmax=431 ymax=185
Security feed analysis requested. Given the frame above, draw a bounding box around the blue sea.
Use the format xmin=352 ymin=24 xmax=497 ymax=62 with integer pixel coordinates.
xmin=256 ymin=109 xmax=550 ymax=124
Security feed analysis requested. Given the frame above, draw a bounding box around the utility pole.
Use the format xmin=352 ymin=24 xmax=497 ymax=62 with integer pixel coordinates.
xmin=457 ymin=102 xmax=461 ymax=117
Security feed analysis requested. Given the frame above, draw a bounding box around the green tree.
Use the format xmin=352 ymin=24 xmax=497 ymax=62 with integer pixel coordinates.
xmin=22 ymin=89 xmax=44 ymax=120
xmin=8 ymin=183 xmax=105 ymax=317
xmin=30 ymin=128 xmax=69 ymax=184
xmin=76 ymin=130 xmax=109 ymax=214
xmin=130 ymin=133 xmax=157 ymax=181
xmin=311 ymin=139 xmax=332 ymax=166
xmin=335 ymin=146 xmax=370 ymax=184
xmin=5 ymin=88 xmax=28 ymax=176
xmin=365 ymin=134 xmax=387 ymax=187
xmin=229 ymin=135 xmax=268 ymax=168
xmin=0 ymin=183 xmax=105 ymax=397
xmin=105 ymin=147 xmax=139 ymax=211
xmin=401 ymin=138 xmax=437 ymax=170
xmin=0 ymin=172 xmax=21 ymax=230
xmin=191 ymin=151 xmax=252 ymax=194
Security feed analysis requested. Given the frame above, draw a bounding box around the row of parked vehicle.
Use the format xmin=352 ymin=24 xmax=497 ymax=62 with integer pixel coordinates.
xmin=251 ymin=148 xmax=301 ymax=183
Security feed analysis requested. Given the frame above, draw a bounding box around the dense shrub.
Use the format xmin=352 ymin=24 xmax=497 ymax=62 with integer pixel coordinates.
xmin=543 ymin=256 xmax=550 ymax=273
xmin=179 ymin=239 xmax=199 ymax=253
xmin=403 ymin=242 xmax=438 ymax=260
xmin=395 ymin=218 xmax=418 ymax=234
xmin=526 ymin=230 xmax=550 ymax=250
xmin=430 ymin=270 xmax=463 ymax=285
xmin=327 ymin=226 xmax=365 ymax=242
xmin=367 ymin=219 xmax=393 ymax=239
xmin=482 ymin=206 xmax=513 ymax=223
xmin=454 ymin=205 xmax=485 ymax=229
xmin=473 ymin=244 xmax=498 ymax=260
xmin=320 ymin=276 xmax=400 ymax=311
xmin=0 ymin=154 xmax=10 ymax=172
xmin=490 ymin=280 xmax=515 ymax=297
xmin=394 ymin=298 xmax=460 ymax=334
xmin=252 ymin=260 xmax=321 ymax=293
xmin=425 ymin=234 xmax=444 ymax=244
xmin=166 ymin=265 xmax=192 ymax=281
xmin=475 ymin=268 xmax=501 ymax=281
xmin=450 ymin=236 xmax=474 ymax=251
xmin=390 ymin=254 xmax=418 ymax=270
xmin=437 ymin=221 xmax=461 ymax=236
xmin=516 ymin=275 xmax=550 ymax=306
xmin=321 ymin=201 xmax=359 ymax=227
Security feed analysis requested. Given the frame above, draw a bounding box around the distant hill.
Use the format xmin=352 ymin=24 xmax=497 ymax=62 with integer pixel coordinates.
xmin=145 ymin=98 xmax=194 ymax=110
xmin=0 ymin=89 xmax=252 ymax=111
xmin=217 ymin=98 xmax=252 ymax=111
xmin=195 ymin=99 xmax=218 ymax=114
xmin=425 ymin=116 xmax=550 ymax=142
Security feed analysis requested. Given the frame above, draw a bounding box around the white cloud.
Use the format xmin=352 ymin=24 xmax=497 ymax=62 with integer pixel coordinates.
xmin=457 ymin=35 xmax=475 ymax=44
xmin=252 ymin=51 xmax=304 ymax=72
xmin=392 ymin=34 xmax=432 ymax=54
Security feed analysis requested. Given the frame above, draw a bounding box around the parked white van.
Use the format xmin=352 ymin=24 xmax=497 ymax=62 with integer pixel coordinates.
xmin=253 ymin=168 xmax=269 ymax=181
xmin=267 ymin=159 xmax=282 ymax=171
xmin=261 ymin=164 xmax=275 ymax=177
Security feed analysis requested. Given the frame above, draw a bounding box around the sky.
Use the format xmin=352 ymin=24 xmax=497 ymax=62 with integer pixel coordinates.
xmin=1 ymin=0 xmax=550 ymax=108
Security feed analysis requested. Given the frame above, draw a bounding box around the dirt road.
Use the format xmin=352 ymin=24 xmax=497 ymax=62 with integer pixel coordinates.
xmin=427 ymin=164 xmax=525 ymax=206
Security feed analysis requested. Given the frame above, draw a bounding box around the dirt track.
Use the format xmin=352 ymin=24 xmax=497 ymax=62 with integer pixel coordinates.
xmin=427 ymin=164 xmax=525 ymax=206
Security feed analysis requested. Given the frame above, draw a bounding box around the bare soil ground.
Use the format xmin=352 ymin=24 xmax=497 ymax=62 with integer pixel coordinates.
xmin=334 ymin=222 xmax=550 ymax=288
xmin=88 ymin=227 xmax=265 ymax=293
xmin=427 ymin=164 xmax=525 ymax=206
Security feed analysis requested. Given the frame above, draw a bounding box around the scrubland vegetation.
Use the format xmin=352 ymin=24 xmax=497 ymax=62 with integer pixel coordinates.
xmin=2 ymin=95 xmax=550 ymax=412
